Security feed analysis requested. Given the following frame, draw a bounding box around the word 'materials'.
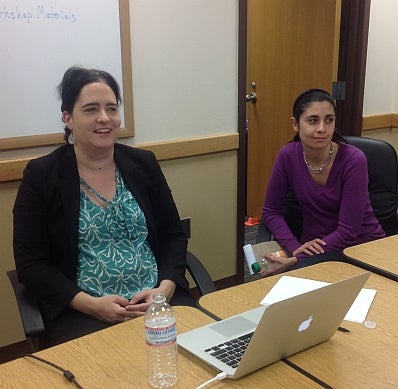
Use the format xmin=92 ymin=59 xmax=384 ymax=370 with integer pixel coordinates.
xmin=0 ymin=4 xmax=77 ymax=24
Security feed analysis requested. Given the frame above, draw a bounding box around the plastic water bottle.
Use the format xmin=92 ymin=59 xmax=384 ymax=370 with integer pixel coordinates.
xmin=145 ymin=294 xmax=178 ymax=388
xmin=251 ymin=250 xmax=286 ymax=274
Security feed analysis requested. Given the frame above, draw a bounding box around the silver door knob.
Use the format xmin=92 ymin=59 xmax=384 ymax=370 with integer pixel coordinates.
xmin=246 ymin=92 xmax=257 ymax=104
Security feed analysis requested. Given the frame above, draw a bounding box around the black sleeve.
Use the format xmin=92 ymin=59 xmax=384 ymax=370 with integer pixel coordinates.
xmin=13 ymin=158 xmax=81 ymax=320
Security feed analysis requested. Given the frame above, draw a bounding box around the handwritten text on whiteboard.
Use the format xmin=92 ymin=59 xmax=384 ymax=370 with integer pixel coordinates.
xmin=0 ymin=4 xmax=77 ymax=23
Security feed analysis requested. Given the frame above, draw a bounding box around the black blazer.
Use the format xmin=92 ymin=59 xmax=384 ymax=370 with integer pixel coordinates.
xmin=13 ymin=143 xmax=189 ymax=319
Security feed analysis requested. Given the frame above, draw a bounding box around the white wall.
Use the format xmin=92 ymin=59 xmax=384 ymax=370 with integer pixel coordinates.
xmin=363 ymin=0 xmax=398 ymax=115
xmin=128 ymin=0 xmax=238 ymax=144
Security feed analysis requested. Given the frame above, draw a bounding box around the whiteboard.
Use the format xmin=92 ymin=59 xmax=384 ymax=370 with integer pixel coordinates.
xmin=0 ymin=0 xmax=133 ymax=149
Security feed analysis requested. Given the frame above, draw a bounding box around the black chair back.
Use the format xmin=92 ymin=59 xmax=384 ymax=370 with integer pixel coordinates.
xmin=347 ymin=136 xmax=398 ymax=236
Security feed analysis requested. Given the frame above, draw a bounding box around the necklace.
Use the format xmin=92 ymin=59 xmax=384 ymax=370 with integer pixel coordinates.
xmin=303 ymin=142 xmax=334 ymax=174
xmin=79 ymin=176 xmax=112 ymax=204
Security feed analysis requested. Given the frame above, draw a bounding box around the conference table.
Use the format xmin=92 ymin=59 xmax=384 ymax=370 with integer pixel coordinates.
xmin=199 ymin=261 xmax=398 ymax=388
xmin=0 ymin=306 xmax=319 ymax=388
xmin=2 ymin=262 xmax=397 ymax=388
xmin=343 ymin=234 xmax=398 ymax=280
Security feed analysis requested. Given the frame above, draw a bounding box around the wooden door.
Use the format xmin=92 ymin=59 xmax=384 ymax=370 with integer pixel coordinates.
xmin=246 ymin=0 xmax=341 ymax=219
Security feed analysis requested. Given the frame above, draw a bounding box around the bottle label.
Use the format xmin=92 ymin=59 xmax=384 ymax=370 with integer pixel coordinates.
xmin=145 ymin=323 xmax=176 ymax=347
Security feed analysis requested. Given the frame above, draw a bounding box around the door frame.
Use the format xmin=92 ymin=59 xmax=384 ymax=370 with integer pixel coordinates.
xmin=236 ymin=0 xmax=248 ymax=283
xmin=336 ymin=0 xmax=371 ymax=135
xmin=236 ymin=0 xmax=371 ymax=282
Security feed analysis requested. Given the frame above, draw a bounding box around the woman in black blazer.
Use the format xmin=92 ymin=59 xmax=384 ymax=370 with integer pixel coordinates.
xmin=13 ymin=66 xmax=194 ymax=348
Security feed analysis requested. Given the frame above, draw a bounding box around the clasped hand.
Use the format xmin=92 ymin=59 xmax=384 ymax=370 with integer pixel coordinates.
xmin=293 ymin=238 xmax=326 ymax=257
xmin=92 ymin=289 xmax=165 ymax=323
xmin=72 ymin=281 xmax=175 ymax=324
xmin=84 ymin=293 xmax=150 ymax=323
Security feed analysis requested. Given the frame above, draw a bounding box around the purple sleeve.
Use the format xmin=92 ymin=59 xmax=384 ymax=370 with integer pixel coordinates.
xmin=320 ymin=149 xmax=371 ymax=250
xmin=262 ymin=146 xmax=302 ymax=256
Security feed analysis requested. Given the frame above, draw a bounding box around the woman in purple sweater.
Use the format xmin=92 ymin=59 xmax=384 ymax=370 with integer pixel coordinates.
xmin=262 ymin=89 xmax=385 ymax=275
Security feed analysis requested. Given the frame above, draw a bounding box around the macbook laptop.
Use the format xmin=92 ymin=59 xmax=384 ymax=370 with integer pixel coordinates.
xmin=177 ymin=272 xmax=370 ymax=379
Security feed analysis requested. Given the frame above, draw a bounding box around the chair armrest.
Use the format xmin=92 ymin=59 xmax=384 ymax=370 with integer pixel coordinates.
xmin=186 ymin=251 xmax=216 ymax=295
xmin=7 ymin=270 xmax=45 ymax=337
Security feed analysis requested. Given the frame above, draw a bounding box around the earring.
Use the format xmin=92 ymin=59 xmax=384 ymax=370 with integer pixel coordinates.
xmin=68 ymin=132 xmax=74 ymax=145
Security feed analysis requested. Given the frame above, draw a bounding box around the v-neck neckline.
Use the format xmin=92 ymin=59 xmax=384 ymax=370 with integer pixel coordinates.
xmin=300 ymin=142 xmax=340 ymax=190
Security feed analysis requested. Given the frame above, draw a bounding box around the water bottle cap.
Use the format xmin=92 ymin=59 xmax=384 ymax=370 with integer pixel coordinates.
xmin=152 ymin=293 xmax=167 ymax=303
xmin=251 ymin=262 xmax=261 ymax=273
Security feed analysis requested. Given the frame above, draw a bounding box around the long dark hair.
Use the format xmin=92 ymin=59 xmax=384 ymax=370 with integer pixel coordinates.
xmin=58 ymin=66 xmax=122 ymax=143
xmin=291 ymin=88 xmax=346 ymax=143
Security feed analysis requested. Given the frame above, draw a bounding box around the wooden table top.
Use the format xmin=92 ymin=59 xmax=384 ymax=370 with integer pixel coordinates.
xmin=0 ymin=306 xmax=319 ymax=388
xmin=344 ymin=235 xmax=398 ymax=279
xmin=199 ymin=261 xmax=398 ymax=388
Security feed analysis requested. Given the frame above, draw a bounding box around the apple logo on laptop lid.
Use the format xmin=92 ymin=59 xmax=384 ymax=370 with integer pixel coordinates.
xmin=298 ymin=315 xmax=313 ymax=332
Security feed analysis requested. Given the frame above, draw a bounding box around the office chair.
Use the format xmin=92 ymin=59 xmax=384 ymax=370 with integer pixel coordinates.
xmin=8 ymin=219 xmax=216 ymax=352
xmin=347 ymin=136 xmax=398 ymax=236
xmin=257 ymin=136 xmax=398 ymax=243
xmin=7 ymin=269 xmax=44 ymax=352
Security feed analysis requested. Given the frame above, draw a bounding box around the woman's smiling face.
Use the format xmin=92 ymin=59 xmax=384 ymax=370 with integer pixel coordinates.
xmin=62 ymin=82 xmax=121 ymax=152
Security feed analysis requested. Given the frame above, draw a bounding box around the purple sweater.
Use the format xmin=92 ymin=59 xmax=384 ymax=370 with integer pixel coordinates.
xmin=263 ymin=141 xmax=385 ymax=260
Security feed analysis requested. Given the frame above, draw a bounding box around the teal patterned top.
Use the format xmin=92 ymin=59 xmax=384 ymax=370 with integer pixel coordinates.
xmin=77 ymin=169 xmax=158 ymax=299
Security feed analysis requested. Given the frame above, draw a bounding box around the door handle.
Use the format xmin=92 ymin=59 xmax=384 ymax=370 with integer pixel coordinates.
xmin=246 ymin=92 xmax=257 ymax=104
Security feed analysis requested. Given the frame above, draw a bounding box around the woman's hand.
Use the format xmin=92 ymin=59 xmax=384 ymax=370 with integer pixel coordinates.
xmin=71 ymin=280 xmax=176 ymax=322
xmin=70 ymin=292 xmax=137 ymax=323
xmin=293 ymin=238 xmax=326 ymax=257
xmin=258 ymin=254 xmax=298 ymax=277
xmin=125 ymin=280 xmax=176 ymax=316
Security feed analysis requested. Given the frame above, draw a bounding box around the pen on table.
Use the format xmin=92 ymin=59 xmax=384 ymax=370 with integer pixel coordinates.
xmin=338 ymin=326 xmax=350 ymax=333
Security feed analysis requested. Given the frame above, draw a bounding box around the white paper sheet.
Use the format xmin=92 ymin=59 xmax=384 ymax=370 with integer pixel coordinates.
xmin=344 ymin=288 xmax=377 ymax=323
xmin=260 ymin=276 xmax=376 ymax=323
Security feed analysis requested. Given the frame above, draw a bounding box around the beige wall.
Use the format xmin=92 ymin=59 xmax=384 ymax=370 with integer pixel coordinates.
xmin=161 ymin=152 xmax=237 ymax=281
xmin=0 ymin=151 xmax=237 ymax=347
xmin=0 ymin=181 xmax=25 ymax=346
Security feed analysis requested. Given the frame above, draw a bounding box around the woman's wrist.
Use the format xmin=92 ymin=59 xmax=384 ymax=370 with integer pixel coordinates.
xmin=158 ymin=280 xmax=176 ymax=302
xmin=70 ymin=291 xmax=98 ymax=315
xmin=286 ymin=256 xmax=299 ymax=268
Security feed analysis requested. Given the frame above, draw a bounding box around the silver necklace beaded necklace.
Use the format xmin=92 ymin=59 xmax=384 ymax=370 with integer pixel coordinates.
xmin=303 ymin=142 xmax=333 ymax=174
